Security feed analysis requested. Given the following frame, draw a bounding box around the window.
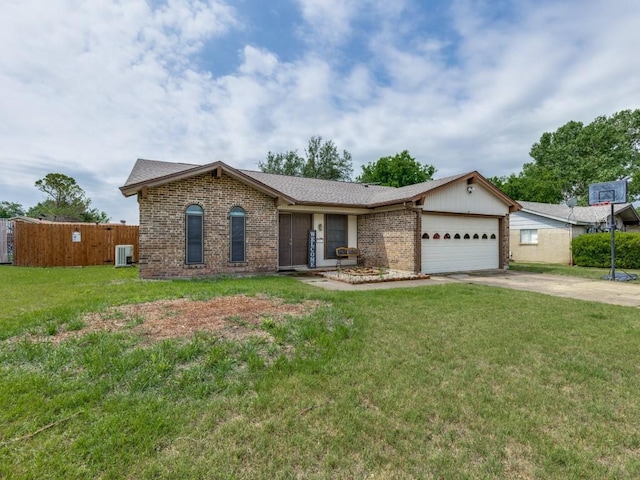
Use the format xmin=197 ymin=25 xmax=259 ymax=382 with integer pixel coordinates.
xmin=520 ymin=229 xmax=538 ymax=244
xmin=229 ymin=206 xmax=246 ymax=262
xmin=325 ymin=214 xmax=348 ymax=259
xmin=185 ymin=205 xmax=204 ymax=264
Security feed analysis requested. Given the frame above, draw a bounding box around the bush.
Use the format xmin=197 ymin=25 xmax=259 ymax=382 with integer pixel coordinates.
xmin=572 ymin=232 xmax=640 ymax=268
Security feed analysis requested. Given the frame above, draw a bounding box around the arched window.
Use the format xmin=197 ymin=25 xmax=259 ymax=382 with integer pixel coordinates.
xmin=464 ymin=233 xmax=470 ymax=239
xmin=229 ymin=206 xmax=246 ymax=262
xmin=454 ymin=233 xmax=461 ymax=239
xmin=433 ymin=233 xmax=441 ymax=239
xmin=482 ymin=233 xmax=488 ymax=239
xmin=185 ymin=204 xmax=204 ymax=264
xmin=473 ymin=233 xmax=479 ymax=239
xmin=490 ymin=233 xmax=496 ymax=239
xmin=422 ymin=233 xmax=429 ymax=239
xmin=444 ymin=233 xmax=451 ymax=239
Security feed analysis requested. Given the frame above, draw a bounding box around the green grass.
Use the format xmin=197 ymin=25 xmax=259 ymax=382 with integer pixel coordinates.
xmin=510 ymin=261 xmax=640 ymax=282
xmin=2 ymin=266 xmax=640 ymax=478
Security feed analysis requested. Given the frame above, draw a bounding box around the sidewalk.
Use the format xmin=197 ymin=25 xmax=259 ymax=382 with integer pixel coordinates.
xmin=295 ymin=270 xmax=640 ymax=307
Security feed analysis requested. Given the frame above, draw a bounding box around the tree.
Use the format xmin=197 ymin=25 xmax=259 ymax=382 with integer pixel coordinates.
xmin=259 ymin=136 xmax=353 ymax=181
xmin=27 ymin=173 xmax=110 ymax=222
xmin=492 ymin=109 xmax=640 ymax=204
xmin=357 ymin=150 xmax=436 ymax=187
xmin=0 ymin=201 xmax=25 ymax=218
xmin=259 ymin=150 xmax=305 ymax=177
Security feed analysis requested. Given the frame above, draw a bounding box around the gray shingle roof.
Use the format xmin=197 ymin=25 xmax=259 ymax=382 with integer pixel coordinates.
xmin=121 ymin=158 xmax=511 ymax=209
xmin=239 ymin=169 xmax=390 ymax=206
xmin=518 ymin=200 xmax=640 ymax=224
xmin=123 ymin=158 xmax=197 ymax=186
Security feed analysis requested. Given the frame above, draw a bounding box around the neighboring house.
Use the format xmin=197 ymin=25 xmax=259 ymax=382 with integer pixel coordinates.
xmin=510 ymin=201 xmax=640 ymax=265
xmin=119 ymin=159 xmax=520 ymax=279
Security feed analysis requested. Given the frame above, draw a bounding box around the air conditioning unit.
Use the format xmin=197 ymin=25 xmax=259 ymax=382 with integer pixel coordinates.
xmin=115 ymin=245 xmax=134 ymax=267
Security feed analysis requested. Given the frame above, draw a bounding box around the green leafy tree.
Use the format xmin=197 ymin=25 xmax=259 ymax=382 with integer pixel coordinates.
xmin=493 ymin=109 xmax=640 ymax=203
xmin=259 ymin=150 xmax=305 ymax=177
xmin=27 ymin=173 xmax=110 ymax=222
xmin=0 ymin=201 xmax=25 ymax=218
xmin=357 ymin=150 xmax=436 ymax=187
xmin=259 ymin=136 xmax=353 ymax=181
xmin=489 ymin=165 xmax=564 ymax=203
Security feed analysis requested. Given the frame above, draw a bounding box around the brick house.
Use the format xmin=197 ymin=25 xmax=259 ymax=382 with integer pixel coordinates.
xmin=120 ymin=159 xmax=519 ymax=279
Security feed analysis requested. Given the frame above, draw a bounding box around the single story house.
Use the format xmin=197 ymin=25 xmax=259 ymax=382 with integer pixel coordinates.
xmin=510 ymin=201 xmax=640 ymax=265
xmin=120 ymin=159 xmax=520 ymax=279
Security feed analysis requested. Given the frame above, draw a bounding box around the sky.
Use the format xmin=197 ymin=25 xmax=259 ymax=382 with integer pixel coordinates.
xmin=2 ymin=0 xmax=640 ymax=225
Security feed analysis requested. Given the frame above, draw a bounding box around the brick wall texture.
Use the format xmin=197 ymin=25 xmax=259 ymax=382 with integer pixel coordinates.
xmin=138 ymin=172 xmax=278 ymax=279
xmin=501 ymin=214 xmax=510 ymax=269
xmin=357 ymin=209 xmax=420 ymax=272
xmin=509 ymin=225 xmax=573 ymax=265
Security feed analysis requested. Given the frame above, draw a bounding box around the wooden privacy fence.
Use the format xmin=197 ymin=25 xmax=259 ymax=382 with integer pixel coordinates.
xmin=12 ymin=221 xmax=139 ymax=267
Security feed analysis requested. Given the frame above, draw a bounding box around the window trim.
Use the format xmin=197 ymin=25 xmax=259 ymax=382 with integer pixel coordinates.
xmin=520 ymin=229 xmax=538 ymax=245
xmin=229 ymin=206 xmax=246 ymax=263
xmin=185 ymin=204 xmax=204 ymax=264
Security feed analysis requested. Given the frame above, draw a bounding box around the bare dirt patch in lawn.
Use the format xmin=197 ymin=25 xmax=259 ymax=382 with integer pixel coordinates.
xmin=24 ymin=295 xmax=324 ymax=344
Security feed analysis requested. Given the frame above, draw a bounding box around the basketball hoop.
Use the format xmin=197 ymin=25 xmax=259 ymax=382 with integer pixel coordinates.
xmin=588 ymin=180 xmax=628 ymax=282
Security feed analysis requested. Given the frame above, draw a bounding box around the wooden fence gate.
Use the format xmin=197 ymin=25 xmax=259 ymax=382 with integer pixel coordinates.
xmin=0 ymin=219 xmax=10 ymax=264
xmin=12 ymin=221 xmax=139 ymax=267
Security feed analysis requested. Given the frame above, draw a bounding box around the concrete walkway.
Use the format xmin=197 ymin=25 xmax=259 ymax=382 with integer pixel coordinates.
xmin=295 ymin=270 xmax=640 ymax=307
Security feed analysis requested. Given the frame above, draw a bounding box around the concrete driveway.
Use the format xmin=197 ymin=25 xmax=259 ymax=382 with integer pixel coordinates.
xmin=445 ymin=270 xmax=640 ymax=307
xmin=296 ymin=270 xmax=640 ymax=307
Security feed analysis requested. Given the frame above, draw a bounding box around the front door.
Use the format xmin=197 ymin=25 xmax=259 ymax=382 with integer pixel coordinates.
xmin=279 ymin=213 xmax=311 ymax=267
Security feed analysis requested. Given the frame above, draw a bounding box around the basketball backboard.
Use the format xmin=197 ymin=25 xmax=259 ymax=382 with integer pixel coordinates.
xmin=588 ymin=180 xmax=628 ymax=206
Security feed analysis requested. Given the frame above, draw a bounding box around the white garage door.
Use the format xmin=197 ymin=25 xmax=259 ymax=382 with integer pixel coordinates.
xmin=421 ymin=215 xmax=499 ymax=274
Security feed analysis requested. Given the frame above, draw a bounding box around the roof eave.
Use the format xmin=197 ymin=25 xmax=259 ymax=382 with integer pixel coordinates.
xmin=367 ymin=195 xmax=422 ymax=209
xmin=520 ymin=209 xmax=588 ymax=225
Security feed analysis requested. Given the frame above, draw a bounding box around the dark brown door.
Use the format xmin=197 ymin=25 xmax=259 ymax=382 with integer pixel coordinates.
xmin=279 ymin=214 xmax=292 ymax=267
xmin=292 ymin=214 xmax=311 ymax=265
xmin=279 ymin=214 xmax=311 ymax=267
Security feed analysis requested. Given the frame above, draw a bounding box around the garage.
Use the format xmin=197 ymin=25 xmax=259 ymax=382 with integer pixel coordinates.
xmin=421 ymin=214 xmax=499 ymax=274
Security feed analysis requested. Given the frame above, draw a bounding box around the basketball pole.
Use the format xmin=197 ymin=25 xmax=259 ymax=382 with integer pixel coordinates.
xmin=610 ymin=203 xmax=616 ymax=281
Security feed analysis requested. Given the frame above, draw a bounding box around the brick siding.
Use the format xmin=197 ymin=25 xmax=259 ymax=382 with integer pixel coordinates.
xmin=357 ymin=208 xmax=420 ymax=272
xmin=501 ymin=214 xmax=510 ymax=269
xmin=138 ymin=172 xmax=278 ymax=279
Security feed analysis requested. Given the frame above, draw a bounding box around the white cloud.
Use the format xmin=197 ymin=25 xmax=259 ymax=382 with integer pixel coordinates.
xmin=239 ymin=45 xmax=279 ymax=76
xmin=294 ymin=0 xmax=358 ymax=46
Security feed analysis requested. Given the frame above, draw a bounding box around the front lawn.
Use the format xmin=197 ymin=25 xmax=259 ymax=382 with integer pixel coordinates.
xmin=1 ymin=266 xmax=639 ymax=478
xmin=510 ymin=261 xmax=640 ymax=282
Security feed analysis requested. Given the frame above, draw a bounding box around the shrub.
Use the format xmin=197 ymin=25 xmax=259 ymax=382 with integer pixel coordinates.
xmin=572 ymin=232 xmax=640 ymax=268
